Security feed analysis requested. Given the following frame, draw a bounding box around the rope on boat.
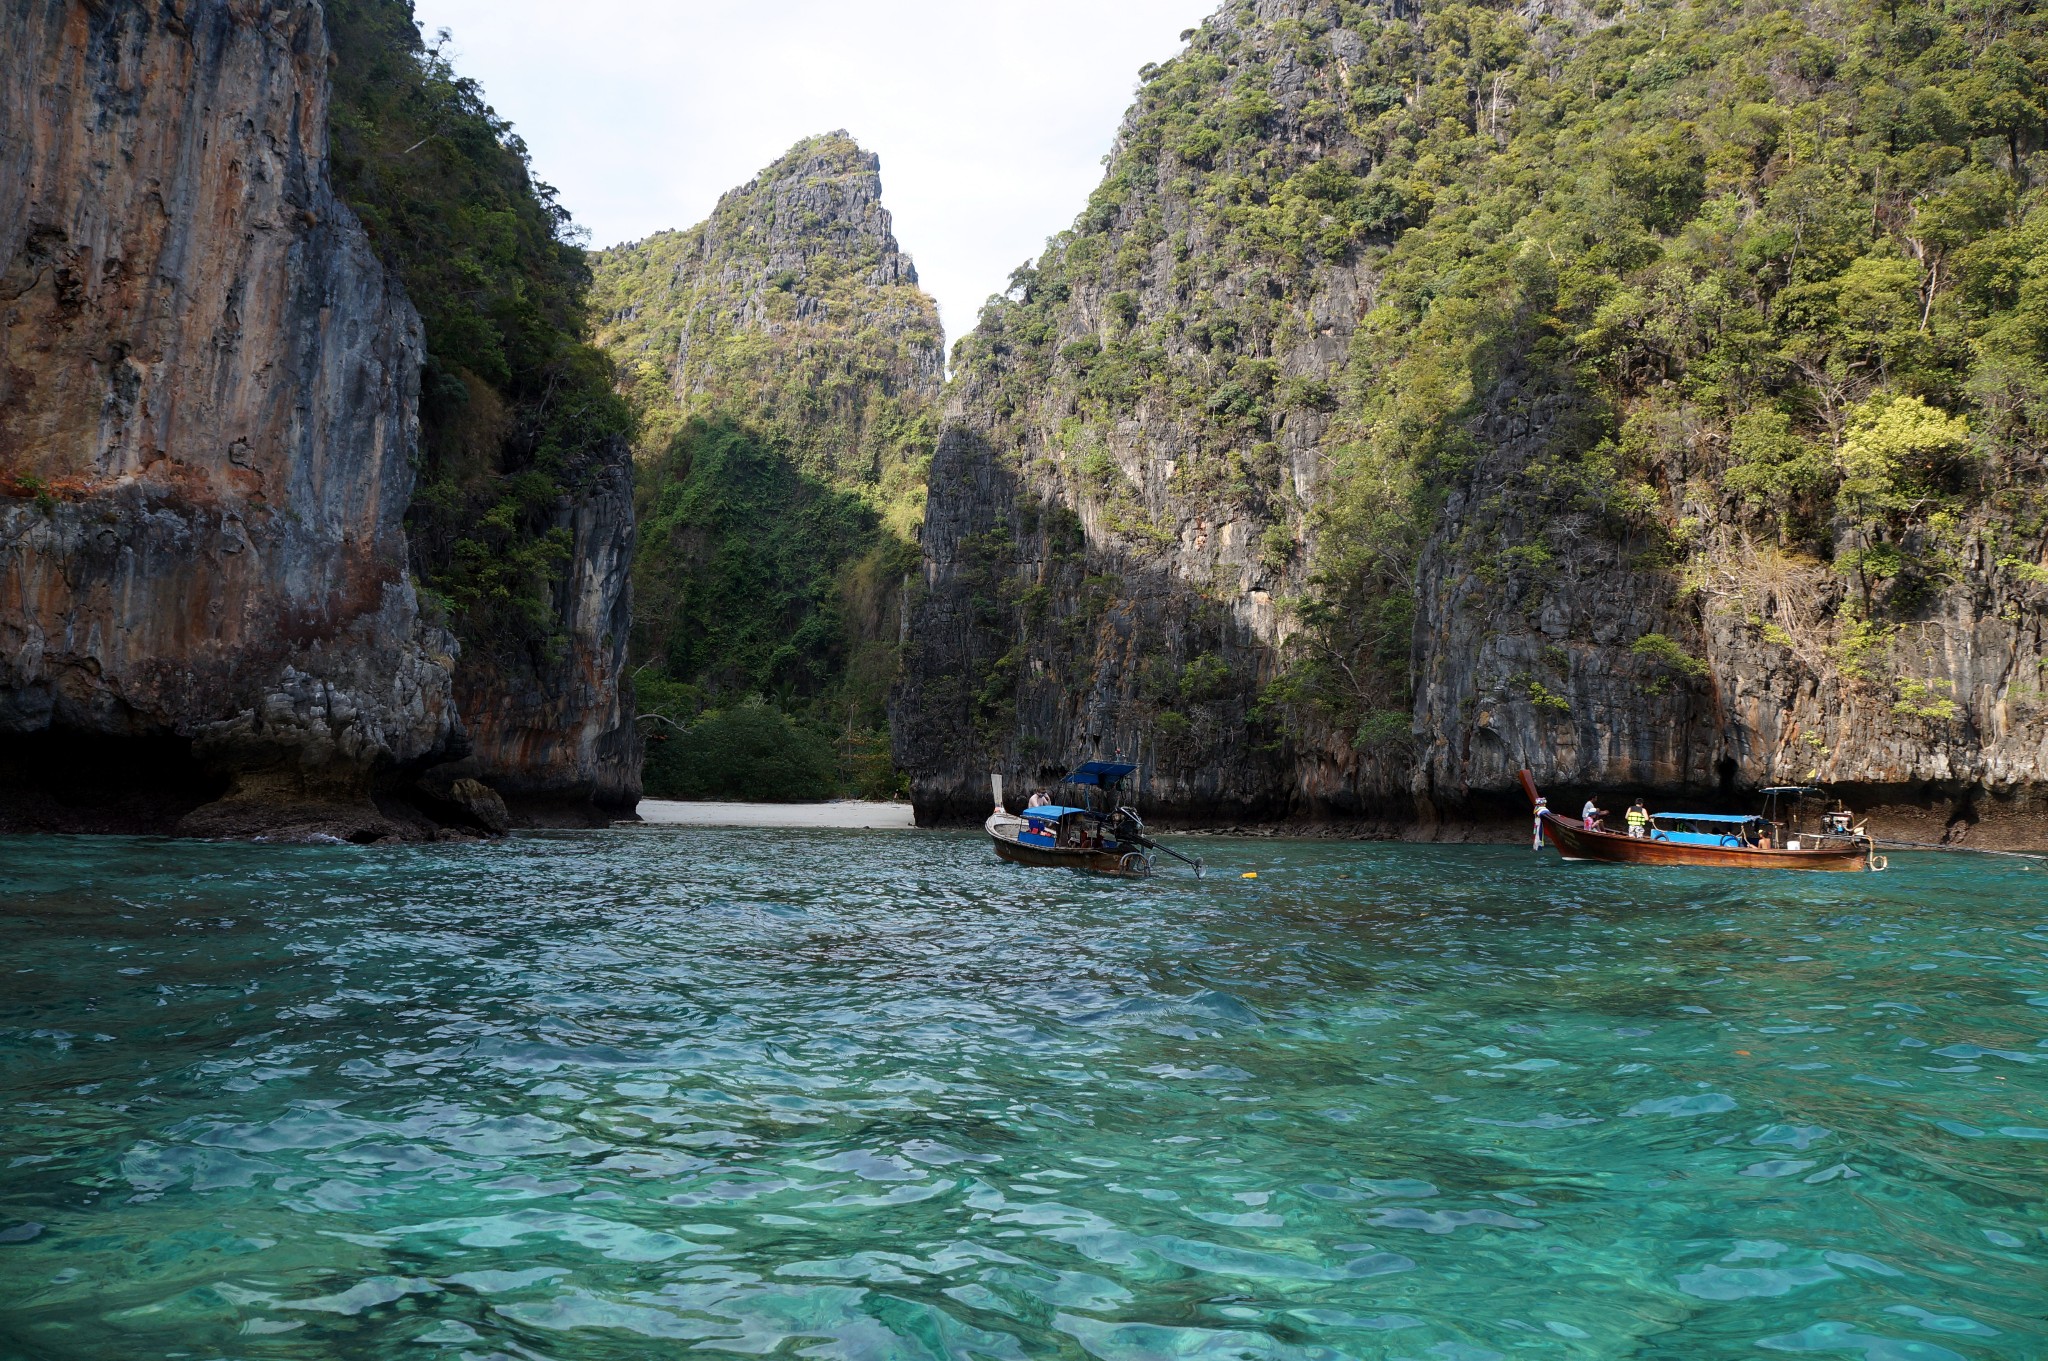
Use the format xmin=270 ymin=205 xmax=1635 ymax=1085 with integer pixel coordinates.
xmin=1870 ymin=838 xmax=2047 ymax=865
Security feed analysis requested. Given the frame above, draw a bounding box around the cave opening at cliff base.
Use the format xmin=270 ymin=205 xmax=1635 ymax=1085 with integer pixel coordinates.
xmin=0 ymin=729 xmax=230 ymax=837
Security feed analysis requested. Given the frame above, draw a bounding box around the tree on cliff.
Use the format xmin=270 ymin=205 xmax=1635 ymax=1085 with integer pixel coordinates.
xmin=321 ymin=0 xmax=641 ymax=815
xmin=325 ymin=0 xmax=632 ymax=647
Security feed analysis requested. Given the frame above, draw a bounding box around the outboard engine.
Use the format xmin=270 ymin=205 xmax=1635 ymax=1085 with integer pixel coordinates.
xmin=1113 ymin=805 xmax=1146 ymax=843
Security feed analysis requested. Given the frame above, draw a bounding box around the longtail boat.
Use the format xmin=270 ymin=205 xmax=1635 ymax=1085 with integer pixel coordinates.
xmin=1520 ymin=770 xmax=1885 ymax=872
xmin=985 ymin=762 xmax=1203 ymax=878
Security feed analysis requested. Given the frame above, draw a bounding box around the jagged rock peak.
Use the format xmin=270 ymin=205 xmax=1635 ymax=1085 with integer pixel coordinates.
xmin=592 ymin=131 xmax=944 ymax=476
xmin=608 ymin=132 xmax=922 ymax=307
xmin=592 ymin=130 xmax=944 ymax=802
xmin=700 ymin=131 xmax=920 ymax=288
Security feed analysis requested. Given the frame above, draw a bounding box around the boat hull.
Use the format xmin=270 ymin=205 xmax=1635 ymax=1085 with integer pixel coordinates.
xmin=1541 ymin=812 xmax=1869 ymax=871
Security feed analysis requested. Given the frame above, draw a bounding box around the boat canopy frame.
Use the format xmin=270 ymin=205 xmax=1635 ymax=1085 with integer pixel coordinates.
xmin=1023 ymin=805 xmax=1090 ymax=822
xmin=1650 ymin=812 xmax=1762 ymax=824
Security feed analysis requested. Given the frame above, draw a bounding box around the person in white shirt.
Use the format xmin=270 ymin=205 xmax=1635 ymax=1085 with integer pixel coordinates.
xmin=1581 ymin=797 xmax=1607 ymax=832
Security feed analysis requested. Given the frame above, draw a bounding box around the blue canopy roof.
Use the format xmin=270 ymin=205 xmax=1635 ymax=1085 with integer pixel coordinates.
xmin=1024 ymin=805 xmax=1089 ymax=820
xmin=1651 ymin=811 xmax=1759 ymax=824
xmin=1063 ymin=761 xmax=1137 ymax=787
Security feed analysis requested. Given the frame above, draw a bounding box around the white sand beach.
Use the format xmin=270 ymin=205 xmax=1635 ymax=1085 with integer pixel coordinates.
xmin=632 ymin=800 xmax=918 ymax=829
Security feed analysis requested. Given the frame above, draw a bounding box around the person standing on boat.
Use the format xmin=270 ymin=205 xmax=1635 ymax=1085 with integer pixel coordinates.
xmin=1582 ymin=797 xmax=1607 ymax=832
xmin=1532 ymin=796 xmax=1548 ymax=850
xmin=1626 ymin=800 xmax=1649 ymax=838
xmin=1027 ymin=790 xmax=1050 ymax=808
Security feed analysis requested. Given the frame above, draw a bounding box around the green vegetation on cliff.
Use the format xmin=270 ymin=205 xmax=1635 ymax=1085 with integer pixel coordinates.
xmin=962 ymin=0 xmax=2048 ymax=749
xmin=592 ymin=134 xmax=943 ymax=800
xmin=323 ymin=0 xmax=629 ymax=663
xmin=1340 ymin=0 xmax=2048 ymax=684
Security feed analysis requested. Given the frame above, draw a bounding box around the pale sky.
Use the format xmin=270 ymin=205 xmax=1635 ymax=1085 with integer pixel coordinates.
xmin=407 ymin=0 xmax=1219 ymax=344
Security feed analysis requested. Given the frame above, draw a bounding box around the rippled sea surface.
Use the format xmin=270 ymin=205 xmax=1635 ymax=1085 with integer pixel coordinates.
xmin=1 ymin=831 xmax=2044 ymax=1360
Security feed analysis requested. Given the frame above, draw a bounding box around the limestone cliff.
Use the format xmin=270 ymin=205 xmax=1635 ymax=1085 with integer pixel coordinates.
xmin=594 ymin=131 xmax=943 ymax=495
xmin=897 ymin=0 xmax=1401 ymax=826
xmin=593 ymin=133 xmax=942 ymax=799
xmin=0 ymin=0 xmax=641 ymax=837
xmin=898 ymin=0 xmax=2048 ymax=846
xmin=324 ymin=0 xmax=642 ymax=827
xmin=0 ymin=0 xmax=459 ymax=836
xmin=447 ymin=432 xmax=640 ymax=823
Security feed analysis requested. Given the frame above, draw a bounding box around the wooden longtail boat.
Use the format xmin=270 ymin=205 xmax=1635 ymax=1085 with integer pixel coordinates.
xmin=985 ymin=762 xmax=1203 ymax=878
xmin=1520 ymin=771 xmax=1884 ymax=872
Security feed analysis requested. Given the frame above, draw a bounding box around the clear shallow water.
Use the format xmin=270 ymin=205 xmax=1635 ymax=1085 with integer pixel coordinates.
xmin=1 ymin=832 xmax=2043 ymax=1361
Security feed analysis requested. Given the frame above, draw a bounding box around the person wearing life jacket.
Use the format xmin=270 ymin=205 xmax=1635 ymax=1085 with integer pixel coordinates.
xmin=1626 ymin=800 xmax=1649 ymax=839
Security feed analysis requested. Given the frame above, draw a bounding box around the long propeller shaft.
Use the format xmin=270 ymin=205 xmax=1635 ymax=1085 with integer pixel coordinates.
xmin=1130 ymin=830 xmax=1203 ymax=876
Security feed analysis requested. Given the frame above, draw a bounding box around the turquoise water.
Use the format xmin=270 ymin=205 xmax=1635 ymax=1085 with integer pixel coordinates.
xmin=0 ymin=832 xmax=2043 ymax=1360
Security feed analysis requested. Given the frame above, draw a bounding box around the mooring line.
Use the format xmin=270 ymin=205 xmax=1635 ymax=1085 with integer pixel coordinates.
xmin=1870 ymin=839 xmax=2048 ymax=864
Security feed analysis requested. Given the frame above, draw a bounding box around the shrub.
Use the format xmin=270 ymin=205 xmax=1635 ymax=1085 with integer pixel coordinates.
xmin=1630 ymin=633 xmax=1710 ymax=680
xmin=1837 ymin=395 xmax=1974 ymax=522
xmin=642 ymin=704 xmax=837 ymax=802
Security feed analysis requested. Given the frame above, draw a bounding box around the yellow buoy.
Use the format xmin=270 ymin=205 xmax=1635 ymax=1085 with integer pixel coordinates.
xmin=1242 ymin=872 xmax=1258 ymax=879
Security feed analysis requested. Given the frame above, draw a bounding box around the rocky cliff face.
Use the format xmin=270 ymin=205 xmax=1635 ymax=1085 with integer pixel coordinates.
xmin=897 ymin=0 xmax=1401 ymax=825
xmin=0 ymin=0 xmax=460 ymax=836
xmin=593 ymin=133 xmax=942 ymax=799
xmin=1407 ymin=373 xmax=2048 ymax=841
xmin=322 ymin=0 xmax=643 ymax=829
xmin=451 ymin=433 xmax=641 ymax=822
xmin=0 ymin=0 xmax=641 ymax=838
xmin=899 ymin=0 xmax=2048 ymax=846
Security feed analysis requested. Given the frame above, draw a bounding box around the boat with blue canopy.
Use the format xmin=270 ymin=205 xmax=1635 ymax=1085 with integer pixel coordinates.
xmin=985 ymin=761 xmax=1203 ymax=877
xmin=1518 ymin=770 xmax=1884 ymax=871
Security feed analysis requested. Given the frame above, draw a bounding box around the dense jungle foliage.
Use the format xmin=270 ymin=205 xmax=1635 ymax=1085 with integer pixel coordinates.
xmin=966 ymin=0 xmax=2048 ymax=751
xmin=629 ymin=422 xmax=916 ymax=800
xmin=591 ymin=136 xmax=943 ymax=800
xmin=324 ymin=0 xmax=630 ymax=666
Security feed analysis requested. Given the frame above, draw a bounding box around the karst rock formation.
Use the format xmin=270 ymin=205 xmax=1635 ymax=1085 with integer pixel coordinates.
xmin=896 ymin=0 xmax=2048 ymax=845
xmin=0 ymin=0 xmax=638 ymax=837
